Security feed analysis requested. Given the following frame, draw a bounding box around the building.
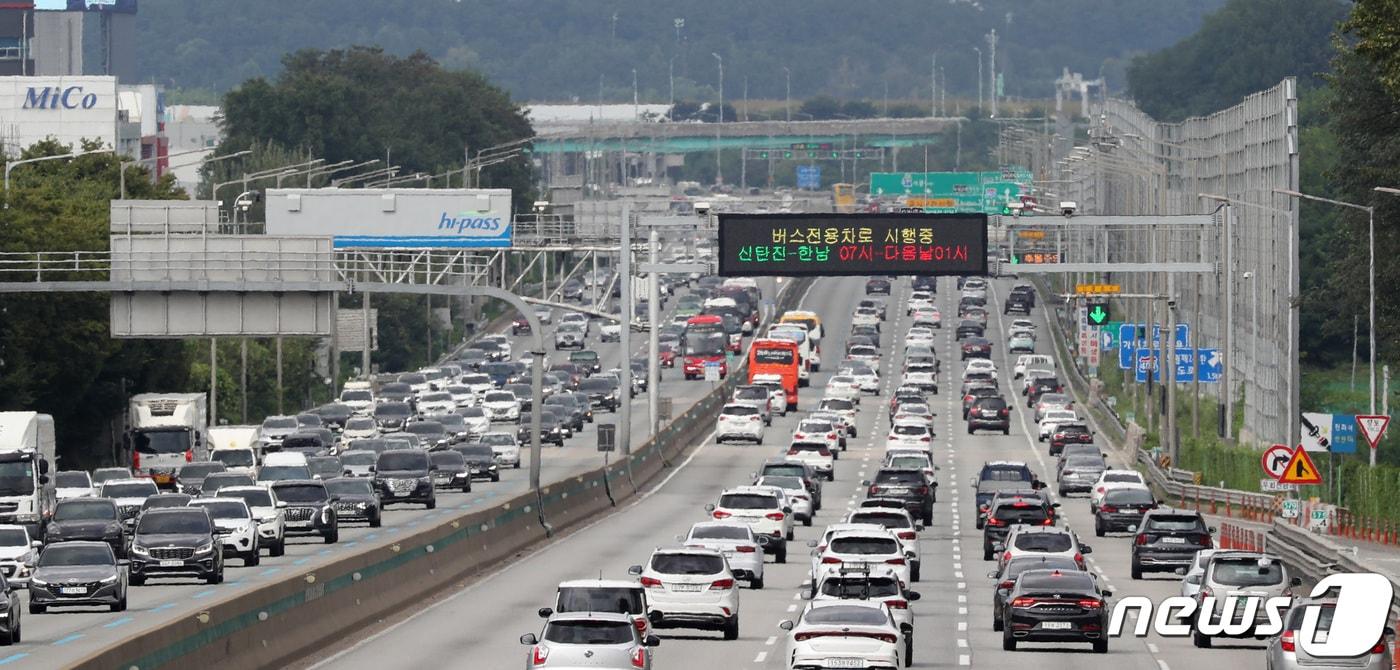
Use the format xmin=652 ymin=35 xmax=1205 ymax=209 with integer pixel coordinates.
xmin=33 ymin=1 xmax=136 ymax=81
xmin=0 ymin=75 xmax=166 ymax=161
xmin=0 ymin=2 xmax=35 ymax=76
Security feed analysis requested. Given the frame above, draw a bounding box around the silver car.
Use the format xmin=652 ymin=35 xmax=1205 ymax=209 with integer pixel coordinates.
xmin=520 ymin=612 xmax=658 ymax=669
xmin=1193 ymin=551 xmax=1299 ymax=648
xmin=1265 ymin=598 xmax=1394 ymax=670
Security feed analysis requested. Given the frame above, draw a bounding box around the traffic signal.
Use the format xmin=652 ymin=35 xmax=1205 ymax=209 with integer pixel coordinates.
xmin=1087 ymin=298 xmax=1110 ymax=326
xmin=783 ymin=151 xmax=793 ymax=159
xmin=757 ymin=151 xmax=769 ymax=159
xmin=829 ymin=151 xmax=840 ymax=158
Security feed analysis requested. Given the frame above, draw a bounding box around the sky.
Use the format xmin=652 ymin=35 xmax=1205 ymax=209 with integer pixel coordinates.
xmin=34 ymin=0 xmax=65 ymax=8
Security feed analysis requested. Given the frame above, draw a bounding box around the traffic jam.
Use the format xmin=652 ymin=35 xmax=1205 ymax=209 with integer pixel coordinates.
xmin=517 ymin=270 xmax=1357 ymax=670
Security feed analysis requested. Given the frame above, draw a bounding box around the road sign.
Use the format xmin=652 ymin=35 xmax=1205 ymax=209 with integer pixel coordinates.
xmin=1087 ymin=299 xmax=1110 ymax=326
xmin=1196 ymin=348 xmax=1223 ymax=383
xmin=717 ymin=212 xmax=987 ymax=277
xmin=1261 ymin=444 xmax=1293 ymax=480
xmin=1103 ymin=321 xmax=1122 ymax=350
xmin=1077 ymin=305 xmax=1088 ymax=328
xmin=1135 ymin=349 xmax=1158 ymax=383
xmin=1076 ymin=283 xmax=1122 ymax=295
xmin=1087 ymin=329 xmax=1101 ymax=366
xmin=1261 ymin=479 xmax=1300 ymax=493
xmin=703 ymin=361 xmax=722 ymax=382
xmin=1117 ymin=324 xmax=1136 ymax=370
xmin=1281 ymin=499 xmax=1301 ymax=518
xmin=796 ymin=165 xmax=821 ymax=190
xmin=1357 ymin=415 xmax=1391 ymax=450
xmin=1173 ymin=347 xmax=1195 ymax=383
xmin=596 ymin=423 xmax=616 ymax=452
xmin=1309 ymin=508 xmax=1329 ymax=530
xmin=1330 ymin=414 xmax=1358 ymax=454
xmin=1151 ymin=324 xmax=1190 ymax=349
xmin=1278 ymin=446 xmax=1323 ymax=485
xmin=1300 ymin=413 xmax=1333 ymax=452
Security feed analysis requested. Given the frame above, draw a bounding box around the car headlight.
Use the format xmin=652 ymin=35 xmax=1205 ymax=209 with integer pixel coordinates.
xmin=28 ymin=578 xmax=46 ymax=587
xmin=355 ymin=502 xmax=368 ymax=510
xmin=99 ymin=574 xmax=118 ymax=584
xmin=130 ymin=544 xmax=150 ymax=557
xmin=417 ymin=476 xmax=433 ymax=487
xmin=194 ymin=542 xmax=214 ymax=555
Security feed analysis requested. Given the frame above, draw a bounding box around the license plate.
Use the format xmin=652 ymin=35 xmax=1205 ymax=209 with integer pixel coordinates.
xmin=1041 ymin=621 xmax=1073 ymax=630
xmin=670 ymin=583 xmax=702 ymax=592
xmin=1161 ymin=537 xmax=1187 ymax=544
xmin=59 ymin=587 xmax=86 ymax=595
xmin=828 ymin=659 xmax=866 ymax=669
xmin=159 ymin=559 xmax=184 ymax=567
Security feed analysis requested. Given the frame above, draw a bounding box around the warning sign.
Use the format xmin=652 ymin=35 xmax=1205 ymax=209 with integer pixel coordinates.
xmin=1356 ymin=415 xmax=1391 ymax=450
xmin=1277 ymin=446 xmax=1323 ymax=486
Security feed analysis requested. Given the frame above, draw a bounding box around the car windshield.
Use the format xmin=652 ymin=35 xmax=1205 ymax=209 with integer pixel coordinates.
xmin=893 ymin=424 xmax=927 ymax=436
xmin=341 ymin=390 xmax=372 ymax=402
xmin=419 ymin=393 xmax=450 ymax=403
xmin=723 ymin=405 xmax=758 ymax=416
xmin=719 ymin=493 xmax=776 ymax=510
xmin=1014 ymin=533 xmax=1073 ymax=552
xmin=800 ymin=421 xmax=832 ymax=432
xmin=1006 ymin=557 xmax=1080 ymax=578
xmin=1103 ymin=473 xmax=1141 ymax=483
xmin=1211 ymin=558 xmax=1283 ymax=586
xmin=850 ymin=512 xmax=911 ymax=529
xmin=399 ymin=374 xmax=427 ymax=385
xmin=137 ymin=511 xmax=211 ymax=535
xmin=821 ymin=399 xmax=854 ymax=411
xmin=557 ymin=587 xmax=644 ymax=615
xmin=462 ymin=374 xmax=491 ymax=385
xmin=458 ymin=447 xmax=495 ymax=459
xmin=378 ymin=452 xmax=428 ymax=472
xmin=274 ymin=485 xmax=328 ymax=503
xmin=54 ymin=500 xmax=115 ymax=521
xmin=757 ymin=476 xmax=803 ymax=492
xmin=258 ymin=466 xmax=310 ymax=481
xmin=0 ymin=528 xmax=26 ymax=546
xmin=1105 ymin=489 xmax=1156 ymax=506
xmin=39 ymin=544 xmax=114 ymax=567
xmin=404 ymin=423 xmax=444 ymax=436
xmin=874 ymin=471 xmax=924 ymax=485
xmin=1145 ymin=515 xmax=1207 ymax=532
xmin=431 ymin=452 xmax=466 ymax=467
xmin=1020 ymin=572 xmax=1097 ymax=593
xmin=481 ymin=434 xmax=515 ymax=446
xmin=193 ymin=501 xmax=247 ymax=519
xmin=227 ymin=488 xmax=273 ymax=507
xmin=484 ymin=392 xmax=514 ymax=403
xmin=1286 ymin=604 xmax=1337 ymax=631
xmin=103 ymin=482 xmax=157 ymax=498
xmin=993 ymin=504 xmax=1050 ymax=524
xmin=376 ymin=404 xmax=411 ymax=418
xmin=889 ymin=457 xmax=929 ymax=470
xmin=651 ymin=553 xmax=725 ymax=575
xmin=803 ymin=605 xmax=889 ymax=626
xmin=830 ymin=536 xmax=900 ymax=555
xmin=263 ymin=417 xmax=298 ymax=429
xmin=820 ymin=578 xmax=901 ymax=599
xmin=211 ymin=450 xmax=255 ymax=468
xmin=179 ymin=463 xmax=224 ymax=479
xmin=691 ymin=525 xmax=751 ymax=541
xmin=543 ymin=620 xmax=635 ymax=645
xmin=1065 ymin=457 xmax=1105 ymax=470
xmin=981 ymin=467 xmax=1032 ymax=482
xmin=735 ymin=387 xmax=768 ymax=400
xmin=55 ymin=472 xmax=90 ymax=488
xmin=340 ymin=451 xmax=376 ymax=466
xmin=325 ymin=479 xmax=373 ymax=496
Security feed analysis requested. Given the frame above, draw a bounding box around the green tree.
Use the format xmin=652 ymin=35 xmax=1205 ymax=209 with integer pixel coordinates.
xmin=1342 ymin=0 xmax=1400 ymax=98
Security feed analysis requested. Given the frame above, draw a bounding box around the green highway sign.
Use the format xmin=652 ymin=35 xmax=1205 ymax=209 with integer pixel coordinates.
xmin=868 ymin=169 xmax=1032 ymax=215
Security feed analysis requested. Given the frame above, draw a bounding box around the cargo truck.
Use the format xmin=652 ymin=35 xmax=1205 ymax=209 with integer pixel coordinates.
xmin=0 ymin=412 xmax=57 ymax=539
xmin=124 ymin=393 xmax=209 ymax=489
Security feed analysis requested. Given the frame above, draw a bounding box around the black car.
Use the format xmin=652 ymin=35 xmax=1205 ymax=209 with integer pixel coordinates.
xmin=140 ymin=493 xmax=194 ymax=515
xmin=454 ymin=445 xmax=502 ymax=482
xmin=324 ymin=477 xmax=382 ymax=527
xmin=961 ymin=386 xmax=1002 ymax=419
xmin=128 ymin=507 xmax=224 ymax=585
xmin=912 ymin=275 xmax=937 ymax=293
xmin=457 ymin=350 xmax=488 ymax=370
xmin=577 ymin=378 xmax=620 ymax=412
xmin=518 ymin=410 xmax=567 ymax=446
xmin=1011 ymin=284 xmax=1037 ymax=307
xmin=561 ymin=279 xmax=585 ymax=301
xmin=1094 ymin=488 xmax=1158 ymax=536
xmin=474 ymin=341 xmax=509 ymax=362
xmin=428 ymin=450 xmax=474 ymax=491
xmin=1004 ymin=290 xmax=1034 ymax=314
xmin=1027 ymin=378 xmax=1065 ymax=407
xmin=955 ymin=320 xmax=984 ymax=340
xmin=45 ymin=499 xmax=125 ymax=558
xmin=983 ymin=499 xmax=1055 ymax=561
xmin=281 ymin=433 xmax=330 ymax=456
xmin=865 ymin=278 xmax=891 ymax=295
xmin=972 ymin=462 xmax=1044 ymax=528
xmin=306 ymin=456 xmax=344 ymax=481
xmin=29 ymin=541 xmax=126 ymax=615
xmin=863 ymin=468 xmax=934 ymax=525
xmin=201 ymin=472 xmax=256 ymax=497
xmin=173 ymin=462 xmax=226 ymax=496
xmin=547 ymin=394 xmax=591 ymax=430
xmin=1130 ymin=510 xmax=1214 ymax=579
xmin=968 ymin=397 xmax=1011 ymax=435
xmin=990 ymin=554 xmax=1082 ymax=631
xmin=502 ymin=384 xmax=535 ymax=411
xmin=374 ymin=402 xmax=413 ymax=432
xmin=1048 ymin=422 xmax=1093 ymax=455
xmin=373 ymin=449 xmax=437 ymax=509
xmin=315 ymin=403 xmax=355 ymax=432
xmin=1001 ymin=568 xmax=1111 ymax=652
xmin=269 ymin=480 xmax=340 ymax=543
xmin=404 ymin=421 xmax=452 ymax=450
xmin=961 ymin=337 xmax=993 ymax=360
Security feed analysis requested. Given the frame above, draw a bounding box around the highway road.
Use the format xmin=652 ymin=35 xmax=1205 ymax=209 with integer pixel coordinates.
xmin=11 ymin=263 xmax=778 ymax=669
xmin=303 ymin=274 xmax=1264 ymax=670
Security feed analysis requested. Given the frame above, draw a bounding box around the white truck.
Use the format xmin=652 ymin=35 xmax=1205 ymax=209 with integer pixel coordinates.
xmin=0 ymin=412 xmax=57 ymax=539
xmin=125 ymin=393 xmax=209 ymax=489
xmin=207 ymin=425 xmax=260 ymax=475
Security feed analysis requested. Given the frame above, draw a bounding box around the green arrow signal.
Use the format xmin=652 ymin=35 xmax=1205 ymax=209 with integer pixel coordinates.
xmin=1089 ymin=305 xmax=1108 ymax=324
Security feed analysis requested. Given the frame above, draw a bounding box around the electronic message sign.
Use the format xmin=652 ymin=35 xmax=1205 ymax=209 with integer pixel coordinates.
xmin=717 ymin=213 xmax=987 ymax=277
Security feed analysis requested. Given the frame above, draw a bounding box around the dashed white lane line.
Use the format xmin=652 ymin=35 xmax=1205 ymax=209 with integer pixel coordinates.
xmin=959 ymin=654 xmax=971 ymax=666
xmin=765 ymin=636 xmax=778 ymax=646
xmin=958 ymin=606 xmax=968 ymax=615
xmin=958 ymin=594 xmax=967 ymax=603
xmin=792 ymin=592 xmax=804 ymax=600
xmin=786 ymin=604 xmax=797 ymax=612
xmin=957 ymin=638 xmax=969 ymax=648
xmin=754 ymin=651 xmax=768 ymax=663
xmin=957 ymin=621 xmax=968 ymax=631
xmin=1147 ymin=643 xmax=1160 ymax=653
xmin=1157 ymin=661 xmax=1171 ymax=670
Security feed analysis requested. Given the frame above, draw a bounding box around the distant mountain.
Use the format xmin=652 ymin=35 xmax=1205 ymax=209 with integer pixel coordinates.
xmin=136 ymin=0 xmax=1225 ymax=102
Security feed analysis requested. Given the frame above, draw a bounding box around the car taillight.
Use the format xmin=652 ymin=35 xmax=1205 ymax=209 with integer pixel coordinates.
xmin=885 ymin=557 xmax=906 ymax=566
xmin=736 ymin=545 xmax=757 ymax=553
xmin=1096 ymin=486 xmax=1105 ymax=493
xmin=185 ymin=448 xmax=194 ymax=462
xmin=630 ymin=647 xmax=646 ymax=669
xmin=1371 ymin=640 xmax=1387 ymax=655
xmin=132 ymin=451 xmax=140 ymax=470
xmin=1010 ymin=597 xmax=1038 ymax=608
xmin=1077 ymin=598 xmax=1103 ymax=609
xmin=1099 ymin=505 xmax=1118 ymax=513
xmin=765 ymin=512 xmax=786 ymax=521
xmin=1280 ymin=630 xmax=1296 ymax=652
xmin=827 ymin=433 xmax=837 ymax=440
xmin=963 ymin=395 xmax=973 ymax=403
xmin=915 ymin=486 xmax=929 ymax=495
xmin=920 ymin=436 xmax=931 ymax=442
xmin=1000 ymin=409 xmax=1009 ymax=417
xmin=1041 ymin=518 xmax=1055 ymax=526
xmin=532 ymin=645 xmax=549 ymax=665
xmin=886 ymin=599 xmax=909 ymax=609
xmin=1136 ymin=534 xmax=1150 ymax=545
xmin=712 ymin=510 xmax=731 ymax=519
xmin=1074 ymin=553 xmax=1085 ymax=566
xmin=897 ymin=531 xmax=916 ymax=540
xmin=633 ymin=617 xmax=648 ymax=634
xmin=999 ymin=580 xmax=1015 ymax=590
xmin=821 ymin=557 xmax=843 ymax=564
xmin=794 ymin=433 xmax=806 ymax=439
xmin=1198 ymin=534 xmax=1213 ymax=547
xmin=987 ymin=518 xmax=1005 ymax=527
xmin=787 ymin=450 xmax=800 ymax=456
xmin=639 ymin=576 xmax=662 ymax=588
xmin=710 ymin=578 xmax=735 ymax=590
xmin=869 ymin=486 xmax=881 ymax=495
xmin=749 ymin=416 xmax=760 ymax=422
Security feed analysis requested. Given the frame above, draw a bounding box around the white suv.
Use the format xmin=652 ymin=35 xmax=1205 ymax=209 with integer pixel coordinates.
xmin=812 ymin=527 xmax=912 ymax=588
xmin=630 ymin=548 xmax=741 ymax=640
xmin=707 ymin=486 xmax=793 ymax=563
xmin=715 ymin=404 xmax=765 ymax=444
xmin=845 ymin=507 xmax=924 ymax=581
xmin=217 ymin=485 xmax=287 ymax=557
xmin=683 ymin=521 xmax=767 ymax=589
xmin=188 ymin=498 xmax=261 ymax=566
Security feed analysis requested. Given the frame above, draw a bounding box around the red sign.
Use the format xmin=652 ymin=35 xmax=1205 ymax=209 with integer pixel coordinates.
xmin=1356 ymin=415 xmax=1391 ymax=450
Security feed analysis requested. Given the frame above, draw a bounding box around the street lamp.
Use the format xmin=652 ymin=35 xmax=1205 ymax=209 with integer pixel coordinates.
xmin=120 ymin=147 xmax=249 ymax=200
xmin=712 ymin=52 xmax=723 ymax=186
xmin=5 ymin=147 xmax=114 ymax=208
xmin=973 ymin=47 xmax=983 ymax=113
xmin=783 ymin=66 xmax=791 ymax=123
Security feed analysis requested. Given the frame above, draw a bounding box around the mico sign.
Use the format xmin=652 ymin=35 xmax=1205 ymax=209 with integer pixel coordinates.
xmin=22 ymin=86 xmax=100 ymax=110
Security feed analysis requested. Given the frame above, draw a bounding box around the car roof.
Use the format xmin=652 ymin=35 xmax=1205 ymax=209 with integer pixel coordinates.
xmin=652 ymin=547 xmax=723 ymax=557
xmin=724 ymin=486 xmax=781 ymax=496
xmin=104 ymin=478 xmax=157 ymax=488
xmin=828 ymin=527 xmax=896 ymax=540
xmin=189 ymin=497 xmax=248 ymax=507
xmin=545 ymin=611 xmax=634 ymax=625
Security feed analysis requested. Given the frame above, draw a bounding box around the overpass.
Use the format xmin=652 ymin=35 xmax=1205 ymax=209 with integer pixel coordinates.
xmin=531 ymin=116 xmax=963 ymax=153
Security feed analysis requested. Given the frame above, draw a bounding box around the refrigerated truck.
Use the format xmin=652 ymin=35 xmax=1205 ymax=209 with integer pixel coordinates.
xmin=125 ymin=393 xmax=208 ymax=489
xmin=0 ymin=412 xmax=56 ymax=539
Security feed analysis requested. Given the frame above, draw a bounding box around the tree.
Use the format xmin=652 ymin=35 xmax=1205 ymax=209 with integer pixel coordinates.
xmin=1342 ymin=0 xmax=1400 ymax=99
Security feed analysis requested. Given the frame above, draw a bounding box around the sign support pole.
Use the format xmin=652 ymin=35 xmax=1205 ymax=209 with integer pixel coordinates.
xmin=1166 ymin=273 xmax=1178 ymax=466
xmin=618 ymin=203 xmax=633 ymax=457
xmin=648 ymin=229 xmax=661 ymax=438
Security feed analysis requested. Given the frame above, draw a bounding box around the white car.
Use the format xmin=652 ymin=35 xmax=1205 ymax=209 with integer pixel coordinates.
xmin=845 ymin=507 xmax=923 ymax=581
xmin=480 ymin=432 xmax=521 ymax=468
xmin=787 ymin=441 xmax=836 ymax=481
xmin=481 ymin=334 xmax=513 ymax=359
xmin=899 ymin=365 xmax=938 ymax=394
xmin=824 ymin=376 xmax=864 ymax=403
xmin=1088 ymin=470 xmax=1150 ymax=509
xmin=444 ymin=384 xmax=477 ymax=408
xmin=964 ymin=359 xmax=997 ymax=377
xmin=0 ymin=525 xmax=37 ymax=584
xmin=816 ymin=398 xmax=859 ymax=436
xmin=481 ymin=391 xmax=522 ymax=423
xmin=891 ymin=403 xmax=936 ymax=430
xmin=716 ymin=404 xmax=766 ymax=444
xmin=811 ymin=527 xmax=912 ymax=592
xmin=905 ymin=327 xmax=936 ymax=348
xmin=416 ymin=391 xmax=457 ymax=416
xmin=754 ymin=475 xmax=814 ymax=526
xmin=214 ymin=486 xmax=287 ymax=557
xmin=906 ymin=291 xmax=934 ymax=315
xmin=808 ymin=523 xmax=886 ymax=590
xmin=1022 ymin=368 xmax=1057 ymax=396
xmin=883 ymin=450 xmax=938 ymax=486
xmin=457 ymin=407 xmax=491 ymax=436
xmin=1011 ymin=318 xmax=1037 ymax=333
xmin=188 ymin=497 xmax=261 ymax=566
xmin=258 ymin=415 xmax=300 ymax=450
xmin=684 ymin=522 xmax=767 ymax=589
xmin=793 ymin=419 xmax=842 ymax=452
xmin=1013 ymin=354 xmax=1055 ymax=379
xmin=338 ymin=388 xmax=375 ymax=415
xmin=341 ymin=416 xmax=379 ymax=440
xmin=54 ymin=471 xmax=96 ymax=500
xmin=851 ymin=308 xmax=881 ymax=327
xmin=631 ymin=548 xmax=741 ymax=639
xmin=209 ymin=448 xmax=257 ymax=477
xmin=460 ymin=373 xmax=495 ymax=397
xmin=809 ymin=566 xmax=918 ymax=660
xmin=708 ymin=486 xmax=794 ymax=562
xmin=102 ymin=478 xmax=159 ymax=526
xmin=750 ymin=375 xmax=789 ymax=417
xmin=1178 ymin=549 xmax=1219 ymax=598
xmin=1037 ymin=409 xmax=1079 ymax=442
xmin=995 ymin=525 xmax=1088 ymax=573
xmin=559 ymin=313 xmax=590 ymax=337
xmin=781 ymin=600 xmax=905 ymax=670
xmin=599 ymin=321 xmax=622 ymax=343
xmin=885 ymin=420 xmax=933 ymax=452
xmin=842 ymin=363 xmax=881 ymax=394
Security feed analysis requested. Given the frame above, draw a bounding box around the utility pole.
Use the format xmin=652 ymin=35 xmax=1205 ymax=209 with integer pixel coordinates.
xmin=648 ymin=230 xmax=661 ymax=435
xmin=930 ymin=54 xmax=937 ymax=117
xmin=974 ymin=47 xmax=983 ymax=113
xmin=1166 ymin=275 xmax=1179 ymax=465
xmin=986 ymin=29 xmax=998 ymax=117
xmin=362 ymin=294 xmax=372 ymax=378
xmin=618 ymin=204 xmax=633 ymax=456
xmin=668 ymin=56 xmax=676 ymax=122
xmin=209 ymin=338 xmax=218 ymax=427
xmin=712 ymin=52 xmax=724 ymax=185
xmin=783 ymin=66 xmax=791 ymax=123
xmin=632 ymin=68 xmax=639 ymax=121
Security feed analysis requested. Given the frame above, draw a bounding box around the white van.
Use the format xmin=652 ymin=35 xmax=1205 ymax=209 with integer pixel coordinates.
xmin=769 ymin=324 xmax=817 ymax=380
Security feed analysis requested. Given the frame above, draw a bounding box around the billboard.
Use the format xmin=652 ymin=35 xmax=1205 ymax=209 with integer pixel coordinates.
xmin=67 ymin=0 xmax=138 ymax=12
xmin=717 ymin=212 xmax=987 ymax=277
xmin=266 ymin=188 xmax=513 ymax=249
xmin=0 ymin=76 xmax=118 ymax=157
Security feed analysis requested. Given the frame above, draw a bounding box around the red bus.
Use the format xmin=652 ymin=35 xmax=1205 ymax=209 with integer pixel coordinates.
xmin=748 ymin=338 xmax=800 ymax=410
xmin=683 ymin=315 xmax=729 ymax=380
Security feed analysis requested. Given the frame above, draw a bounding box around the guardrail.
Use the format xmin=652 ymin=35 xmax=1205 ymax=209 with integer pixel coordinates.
xmin=75 ymin=276 xmax=814 ymax=670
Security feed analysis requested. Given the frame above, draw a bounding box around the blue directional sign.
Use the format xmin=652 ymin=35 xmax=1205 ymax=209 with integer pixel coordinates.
xmin=1135 ymin=348 xmax=1158 ymax=383
xmin=1331 ymin=414 xmax=1358 ymax=454
xmin=1173 ymin=347 xmax=1196 ymax=383
xmin=1196 ymin=348 xmax=1223 ymax=383
xmin=796 ymin=165 xmax=822 ymax=190
xmin=1152 ymin=324 xmax=1190 ymax=349
xmin=1118 ymin=324 xmax=1137 ymax=370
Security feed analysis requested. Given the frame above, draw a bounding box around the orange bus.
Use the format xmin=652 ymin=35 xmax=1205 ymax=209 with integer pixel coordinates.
xmin=749 ymin=338 xmax=800 ymax=410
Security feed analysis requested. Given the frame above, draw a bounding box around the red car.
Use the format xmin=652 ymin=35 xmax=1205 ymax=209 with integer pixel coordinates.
xmin=657 ymin=343 xmax=677 ymax=368
xmin=961 ymin=337 xmax=992 ymax=360
xmin=510 ymin=317 xmax=531 ymax=335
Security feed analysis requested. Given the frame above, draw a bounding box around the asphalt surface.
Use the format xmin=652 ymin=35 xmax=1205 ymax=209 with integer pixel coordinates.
xmin=12 ymin=271 xmax=777 ymax=669
xmin=305 ymin=274 xmax=1265 ymax=670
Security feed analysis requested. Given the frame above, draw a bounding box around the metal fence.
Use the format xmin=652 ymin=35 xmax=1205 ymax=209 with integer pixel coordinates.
xmin=1054 ymin=79 xmax=1300 ymax=446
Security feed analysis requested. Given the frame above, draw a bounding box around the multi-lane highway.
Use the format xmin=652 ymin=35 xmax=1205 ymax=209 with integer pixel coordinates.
xmin=299 ymin=274 xmax=1264 ymax=670
xmin=12 ymin=269 xmax=777 ymax=669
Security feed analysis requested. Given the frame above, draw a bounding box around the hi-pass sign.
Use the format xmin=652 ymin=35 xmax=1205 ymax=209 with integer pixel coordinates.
xmin=717 ymin=213 xmax=988 ymax=277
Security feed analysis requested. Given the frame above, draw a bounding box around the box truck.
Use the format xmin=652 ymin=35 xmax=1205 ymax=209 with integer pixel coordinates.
xmin=0 ymin=412 xmax=57 ymax=539
xmin=125 ymin=393 xmax=208 ymax=489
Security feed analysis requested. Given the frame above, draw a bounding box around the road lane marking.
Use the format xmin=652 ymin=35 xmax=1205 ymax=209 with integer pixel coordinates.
xmin=958 ymin=638 xmax=968 ymax=647
xmin=192 ymin=589 xmax=218 ymax=599
xmin=1147 ymin=643 xmax=1160 ymax=653
xmin=103 ymin=616 xmax=134 ymax=629
xmin=53 ymin=633 xmax=84 ymax=646
xmin=958 ymin=621 xmax=967 ymax=631
xmin=959 ymin=654 xmax=970 ymax=665
xmin=786 ymin=604 xmax=797 ymax=612
xmin=151 ymin=602 xmax=176 ymax=613
xmin=754 ymin=651 xmax=768 ymax=663
xmin=0 ymin=654 xmax=28 ymax=665
xmin=765 ymin=636 xmax=777 ymax=646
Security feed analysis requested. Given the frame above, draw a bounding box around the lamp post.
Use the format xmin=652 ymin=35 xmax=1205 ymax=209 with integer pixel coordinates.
xmin=712 ymin=52 xmax=723 ymax=185
xmin=120 ymin=147 xmax=248 ymax=200
xmin=973 ymin=47 xmax=983 ymax=113
xmin=783 ymin=66 xmax=791 ymax=123
xmin=5 ymin=148 xmax=114 ymax=208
